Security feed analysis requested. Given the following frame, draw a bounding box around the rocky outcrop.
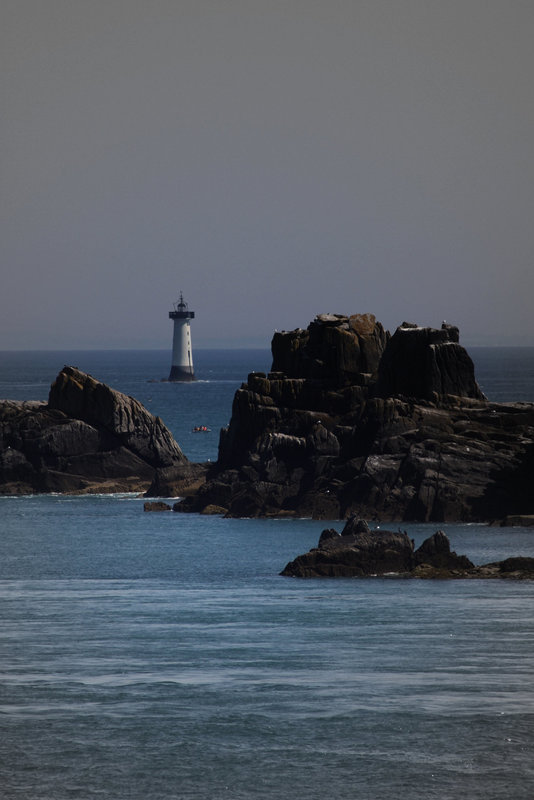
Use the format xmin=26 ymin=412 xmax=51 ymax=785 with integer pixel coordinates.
xmin=144 ymin=501 xmax=172 ymax=512
xmin=270 ymin=312 xmax=389 ymax=386
xmin=280 ymin=517 xmax=534 ymax=579
xmin=376 ymin=321 xmax=484 ymax=400
xmin=175 ymin=313 xmax=534 ymax=522
xmin=0 ymin=366 xmax=196 ymax=494
xmin=281 ymin=517 xmax=418 ymax=577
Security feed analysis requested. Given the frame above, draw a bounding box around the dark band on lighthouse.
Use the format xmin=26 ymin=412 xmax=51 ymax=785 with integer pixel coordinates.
xmin=168 ymin=293 xmax=195 ymax=381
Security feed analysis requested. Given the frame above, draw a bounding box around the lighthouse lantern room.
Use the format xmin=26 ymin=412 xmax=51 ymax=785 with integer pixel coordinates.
xmin=168 ymin=293 xmax=195 ymax=381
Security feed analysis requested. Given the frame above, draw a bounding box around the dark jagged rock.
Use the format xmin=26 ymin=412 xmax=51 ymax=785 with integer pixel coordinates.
xmin=281 ymin=516 xmax=415 ymax=577
xmin=176 ymin=313 xmax=534 ymax=522
xmin=376 ymin=321 xmax=485 ymax=400
xmin=281 ymin=520 xmax=533 ymax=579
xmin=0 ymin=366 xmax=191 ymax=495
xmin=413 ymin=530 xmax=474 ymax=571
xmin=271 ymin=313 xmax=389 ymax=386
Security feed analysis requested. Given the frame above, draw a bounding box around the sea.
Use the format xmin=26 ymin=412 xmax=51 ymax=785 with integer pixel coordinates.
xmin=1 ymin=347 xmax=534 ymax=800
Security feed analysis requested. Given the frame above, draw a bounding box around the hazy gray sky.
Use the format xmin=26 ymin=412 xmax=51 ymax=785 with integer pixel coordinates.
xmin=2 ymin=0 xmax=534 ymax=349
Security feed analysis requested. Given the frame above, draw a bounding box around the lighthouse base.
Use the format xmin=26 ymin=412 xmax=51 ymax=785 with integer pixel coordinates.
xmin=168 ymin=365 xmax=195 ymax=382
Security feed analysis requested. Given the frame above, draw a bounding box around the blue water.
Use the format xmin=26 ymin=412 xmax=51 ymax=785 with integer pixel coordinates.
xmin=1 ymin=348 xmax=534 ymax=799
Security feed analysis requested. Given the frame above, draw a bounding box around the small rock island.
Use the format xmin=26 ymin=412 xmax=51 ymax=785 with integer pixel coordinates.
xmin=280 ymin=516 xmax=534 ymax=579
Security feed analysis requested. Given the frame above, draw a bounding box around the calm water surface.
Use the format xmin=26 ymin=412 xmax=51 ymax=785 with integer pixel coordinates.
xmin=1 ymin=348 xmax=534 ymax=799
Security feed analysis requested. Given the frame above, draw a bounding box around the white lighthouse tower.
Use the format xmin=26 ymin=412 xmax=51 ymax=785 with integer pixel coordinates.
xmin=168 ymin=292 xmax=195 ymax=381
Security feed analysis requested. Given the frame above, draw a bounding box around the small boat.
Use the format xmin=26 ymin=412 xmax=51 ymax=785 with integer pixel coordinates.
xmin=192 ymin=426 xmax=211 ymax=432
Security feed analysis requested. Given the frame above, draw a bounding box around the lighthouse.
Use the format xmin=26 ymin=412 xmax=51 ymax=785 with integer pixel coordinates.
xmin=168 ymin=293 xmax=195 ymax=381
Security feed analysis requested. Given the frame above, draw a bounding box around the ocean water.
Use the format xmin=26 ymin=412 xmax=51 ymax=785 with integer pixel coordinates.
xmin=1 ymin=347 xmax=534 ymax=799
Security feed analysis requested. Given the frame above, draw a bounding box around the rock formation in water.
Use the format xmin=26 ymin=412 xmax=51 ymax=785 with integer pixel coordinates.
xmin=144 ymin=501 xmax=172 ymax=512
xmin=0 ymin=366 xmax=205 ymax=495
xmin=4 ymin=314 xmax=534 ymax=521
xmin=280 ymin=517 xmax=534 ymax=579
xmin=172 ymin=313 xmax=534 ymax=522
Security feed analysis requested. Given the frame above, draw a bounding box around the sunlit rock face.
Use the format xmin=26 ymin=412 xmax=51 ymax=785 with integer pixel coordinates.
xmin=175 ymin=313 xmax=534 ymax=523
xmin=270 ymin=313 xmax=389 ymax=386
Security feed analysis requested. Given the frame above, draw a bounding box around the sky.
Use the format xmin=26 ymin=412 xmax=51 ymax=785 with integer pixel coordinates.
xmin=2 ymin=0 xmax=534 ymax=349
